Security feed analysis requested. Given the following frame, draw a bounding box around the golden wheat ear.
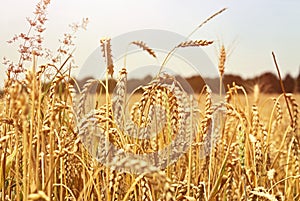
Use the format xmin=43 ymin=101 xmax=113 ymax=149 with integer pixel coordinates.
xmin=218 ymin=45 xmax=226 ymax=77
xmin=100 ymin=37 xmax=114 ymax=77
xmin=187 ymin=8 xmax=227 ymax=38
xmin=131 ymin=41 xmax=157 ymax=58
xmin=176 ymin=40 xmax=213 ymax=48
xmin=112 ymin=68 xmax=127 ymax=129
xmin=218 ymin=44 xmax=226 ymax=96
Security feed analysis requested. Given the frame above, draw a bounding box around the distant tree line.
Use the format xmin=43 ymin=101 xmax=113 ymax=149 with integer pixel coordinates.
xmin=70 ymin=71 xmax=300 ymax=94
xmin=2 ymin=71 xmax=297 ymax=96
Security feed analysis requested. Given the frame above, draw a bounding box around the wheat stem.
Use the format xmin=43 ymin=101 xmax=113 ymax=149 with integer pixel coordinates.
xmin=272 ymin=52 xmax=293 ymax=122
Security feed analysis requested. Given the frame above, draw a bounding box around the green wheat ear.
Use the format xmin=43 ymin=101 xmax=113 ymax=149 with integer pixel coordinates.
xmin=0 ymin=147 xmax=17 ymax=189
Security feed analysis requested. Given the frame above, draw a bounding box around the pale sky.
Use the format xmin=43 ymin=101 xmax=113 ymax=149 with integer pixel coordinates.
xmin=1 ymin=0 xmax=300 ymax=84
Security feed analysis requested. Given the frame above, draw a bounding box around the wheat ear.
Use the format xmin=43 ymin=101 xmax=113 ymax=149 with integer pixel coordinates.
xmin=100 ymin=37 xmax=114 ymax=77
xmin=131 ymin=41 xmax=157 ymax=58
xmin=176 ymin=40 xmax=213 ymax=48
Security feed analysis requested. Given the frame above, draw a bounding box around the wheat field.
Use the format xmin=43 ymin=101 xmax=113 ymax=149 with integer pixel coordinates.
xmin=1 ymin=64 xmax=299 ymax=201
xmin=1 ymin=1 xmax=300 ymax=201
